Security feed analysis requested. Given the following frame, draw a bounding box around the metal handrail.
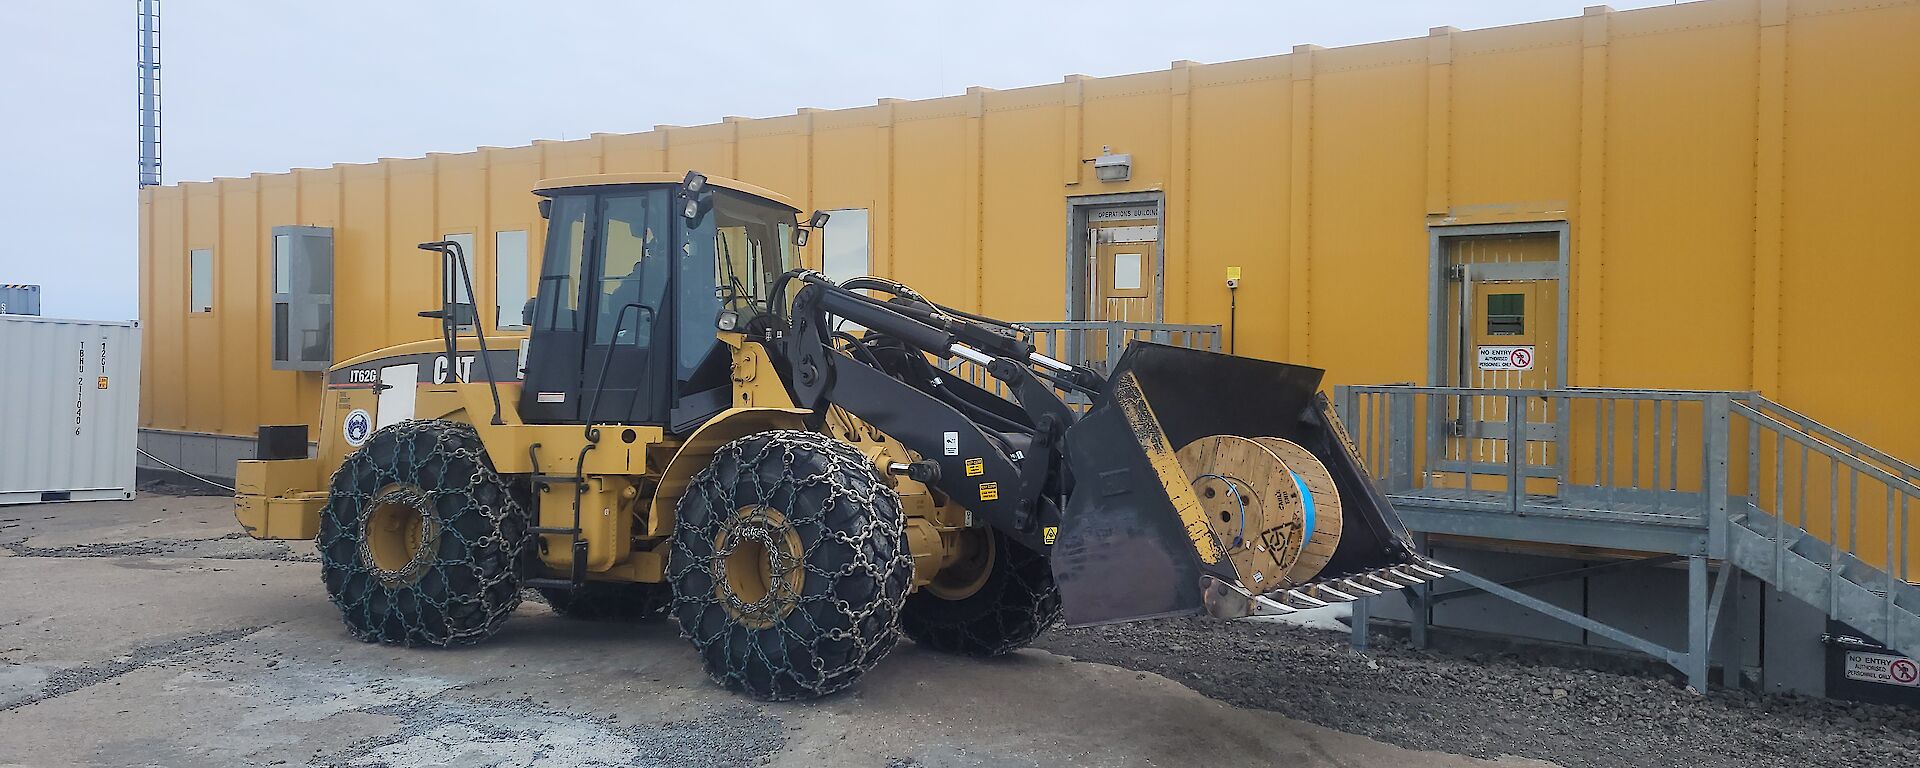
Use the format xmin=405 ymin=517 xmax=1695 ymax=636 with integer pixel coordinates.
xmin=1741 ymin=396 xmax=1920 ymax=484
xmin=1733 ymin=402 xmax=1920 ymax=499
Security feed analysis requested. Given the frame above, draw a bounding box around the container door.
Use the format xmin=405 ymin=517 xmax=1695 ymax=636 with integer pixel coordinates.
xmin=1438 ymin=233 xmax=1564 ymax=495
xmin=376 ymin=363 xmax=418 ymax=429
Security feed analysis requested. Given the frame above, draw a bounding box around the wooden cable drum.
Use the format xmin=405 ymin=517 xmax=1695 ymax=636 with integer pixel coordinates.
xmin=1251 ymin=436 xmax=1343 ymax=587
xmin=1173 ymin=435 xmax=1296 ymax=594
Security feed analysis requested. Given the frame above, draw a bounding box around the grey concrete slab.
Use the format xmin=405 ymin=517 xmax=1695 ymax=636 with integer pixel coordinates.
xmin=0 ymin=493 xmax=1544 ymax=768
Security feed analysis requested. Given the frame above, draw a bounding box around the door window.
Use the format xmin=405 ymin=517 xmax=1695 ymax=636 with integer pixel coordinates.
xmin=1486 ymin=293 xmax=1524 ymax=335
xmin=594 ymin=193 xmax=669 ymax=346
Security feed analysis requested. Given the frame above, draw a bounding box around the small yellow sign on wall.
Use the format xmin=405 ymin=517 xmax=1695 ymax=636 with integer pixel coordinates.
xmin=1226 ymin=266 xmax=1242 ymax=281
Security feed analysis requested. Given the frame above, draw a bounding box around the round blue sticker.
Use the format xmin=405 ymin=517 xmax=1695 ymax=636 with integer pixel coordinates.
xmin=343 ymin=408 xmax=373 ymax=447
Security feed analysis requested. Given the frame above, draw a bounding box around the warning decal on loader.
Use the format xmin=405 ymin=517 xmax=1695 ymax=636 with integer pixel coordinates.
xmin=965 ymin=457 xmax=985 ymax=477
xmin=978 ymin=482 xmax=999 ymax=501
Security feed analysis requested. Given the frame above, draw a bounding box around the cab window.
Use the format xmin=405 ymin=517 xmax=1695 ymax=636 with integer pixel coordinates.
xmin=532 ymin=194 xmax=591 ymax=332
xmin=595 ymin=193 xmax=669 ymax=345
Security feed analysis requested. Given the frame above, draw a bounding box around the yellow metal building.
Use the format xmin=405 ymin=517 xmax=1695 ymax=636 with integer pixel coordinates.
xmin=139 ymin=0 xmax=1918 ymax=562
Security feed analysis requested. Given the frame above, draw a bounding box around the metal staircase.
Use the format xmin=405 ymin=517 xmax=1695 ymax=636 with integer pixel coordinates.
xmin=1723 ymin=396 xmax=1920 ymax=657
xmin=1333 ymin=385 xmax=1920 ymax=688
xmin=1728 ymin=506 xmax=1920 ymax=655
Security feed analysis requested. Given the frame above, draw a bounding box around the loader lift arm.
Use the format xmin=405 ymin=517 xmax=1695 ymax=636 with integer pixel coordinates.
xmin=777 ymin=270 xmax=1094 ymax=552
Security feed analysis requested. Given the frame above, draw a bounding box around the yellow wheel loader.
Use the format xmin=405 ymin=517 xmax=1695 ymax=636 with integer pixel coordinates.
xmin=233 ymin=171 xmax=1452 ymax=700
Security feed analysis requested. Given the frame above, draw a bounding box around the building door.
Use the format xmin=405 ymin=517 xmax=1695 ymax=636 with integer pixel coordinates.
xmin=1088 ymin=223 xmax=1156 ymax=324
xmin=1431 ymin=228 xmax=1567 ymax=495
xmin=1067 ymin=198 xmax=1161 ymax=369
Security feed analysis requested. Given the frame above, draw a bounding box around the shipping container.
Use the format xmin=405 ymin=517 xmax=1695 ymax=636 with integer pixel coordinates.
xmin=0 ymin=284 xmax=40 ymax=316
xmin=0 ymin=315 xmax=141 ymax=504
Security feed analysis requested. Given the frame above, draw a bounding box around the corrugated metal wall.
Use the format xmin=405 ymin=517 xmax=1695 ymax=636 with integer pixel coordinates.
xmin=137 ymin=0 xmax=1920 ymax=468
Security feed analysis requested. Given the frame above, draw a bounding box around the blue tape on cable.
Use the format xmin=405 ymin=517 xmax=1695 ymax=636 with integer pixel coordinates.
xmin=1291 ymin=470 xmax=1316 ymax=556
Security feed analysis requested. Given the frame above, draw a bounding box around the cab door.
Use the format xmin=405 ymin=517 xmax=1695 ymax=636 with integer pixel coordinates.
xmin=579 ymin=192 xmax=672 ymax=424
xmin=520 ymin=193 xmax=594 ymax=424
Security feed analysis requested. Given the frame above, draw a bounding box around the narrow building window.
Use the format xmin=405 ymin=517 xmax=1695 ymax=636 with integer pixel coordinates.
xmin=273 ymin=235 xmax=292 ymax=294
xmin=820 ymin=208 xmax=870 ymax=283
xmin=495 ymin=230 xmax=530 ymax=329
xmin=189 ymin=248 xmax=213 ymax=313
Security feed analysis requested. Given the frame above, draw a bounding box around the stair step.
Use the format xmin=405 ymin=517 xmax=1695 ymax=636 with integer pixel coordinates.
xmin=1729 ymin=511 xmax=1920 ymax=656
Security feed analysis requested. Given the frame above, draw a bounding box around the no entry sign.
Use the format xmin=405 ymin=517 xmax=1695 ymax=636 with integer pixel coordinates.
xmin=1477 ymin=345 xmax=1535 ymax=371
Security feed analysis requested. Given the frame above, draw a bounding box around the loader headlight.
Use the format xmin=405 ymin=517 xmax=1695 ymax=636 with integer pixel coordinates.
xmin=716 ymin=309 xmax=741 ymax=332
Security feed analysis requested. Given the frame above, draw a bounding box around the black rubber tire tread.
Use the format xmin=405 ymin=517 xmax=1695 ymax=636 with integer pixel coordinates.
xmin=318 ymin=419 xmax=529 ymax=647
xmin=540 ymin=582 xmax=671 ymax=620
xmin=900 ymin=527 xmax=1062 ymax=657
xmin=667 ymin=429 xmax=914 ymax=701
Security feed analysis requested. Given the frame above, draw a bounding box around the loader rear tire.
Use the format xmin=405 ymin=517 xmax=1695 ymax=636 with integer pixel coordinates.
xmin=318 ymin=419 xmax=530 ymax=647
xmin=900 ymin=528 xmax=1062 ymax=657
xmin=667 ymin=430 xmax=913 ymax=701
xmin=540 ymin=582 xmax=670 ymax=620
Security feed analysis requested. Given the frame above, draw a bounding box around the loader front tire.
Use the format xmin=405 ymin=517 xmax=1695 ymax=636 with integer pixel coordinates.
xmin=899 ymin=528 xmax=1062 ymax=657
xmin=540 ymin=582 xmax=670 ymax=620
xmin=667 ymin=430 xmax=914 ymax=701
xmin=318 ymin=419 xmax=529 ymax=647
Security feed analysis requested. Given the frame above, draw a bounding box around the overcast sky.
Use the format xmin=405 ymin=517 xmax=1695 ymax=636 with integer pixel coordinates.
xmin=0 ymin=1 xmax=1673 ymax=321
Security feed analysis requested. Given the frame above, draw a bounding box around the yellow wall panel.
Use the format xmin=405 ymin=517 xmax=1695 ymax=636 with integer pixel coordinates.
xmin=1185 ymin=76 xmax=1290 ymax=358
xmin=183 ymin=186 xmax=224 ymax=432
xmin=1448 ymin=41 xmax=1581 ymax=214
xmin=889 ymin=115 xmax=974 ymax=305
xmin=979 ymin=104 xmax=1064 ymax=320
xmin=384 ymin=162 xmax=439 ymax=351
xmin=1598 ymin=23 xmax=1757 ymax=389
xmin=1305 ymin=62 xmax=1428 ymax=385
xmin=216 ymin=179 xmax=261 ymax=436
xmin=145 ymin=189 xmax=185 ymax=429
xmin=337 ymin=166 xmax=389 ymax=359
xmin=1777 ymin=2 xmax=1920 ymax=462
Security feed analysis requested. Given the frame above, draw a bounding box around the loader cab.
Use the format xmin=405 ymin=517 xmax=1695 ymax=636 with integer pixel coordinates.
xmin=518 ymin=172 xmax=801 ymax=428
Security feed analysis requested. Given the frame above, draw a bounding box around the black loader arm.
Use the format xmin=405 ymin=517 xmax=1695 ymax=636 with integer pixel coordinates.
xmin=778 ymin=273 xmax=1092 ymax=551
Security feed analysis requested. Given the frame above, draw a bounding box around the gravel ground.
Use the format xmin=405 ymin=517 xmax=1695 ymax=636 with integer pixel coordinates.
xmin=1036 ymin=618 xmax=1920 ymax=768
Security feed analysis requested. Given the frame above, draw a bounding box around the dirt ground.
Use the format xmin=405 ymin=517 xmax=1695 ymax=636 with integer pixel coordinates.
xmin=3 ymin=492 xmax=1913 ymax=768
xmin=0 ymin=493 xmax=1540 ymax=768
xmin=1035 ymin=617 xmax=1920 ymax=768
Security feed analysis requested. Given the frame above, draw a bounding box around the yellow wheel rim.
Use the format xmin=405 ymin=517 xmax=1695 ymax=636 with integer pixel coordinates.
xmin=363 ymin=483 xmax=439 ymax=586
xmin=924 ymin=528 xmax=996 ymax=601
xmin=712 ymin=505 xmax=807 ymax=629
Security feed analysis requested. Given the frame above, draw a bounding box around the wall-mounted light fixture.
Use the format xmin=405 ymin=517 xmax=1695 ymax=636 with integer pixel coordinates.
xmin=1087 ymin=146 xmax=1131 ymax=183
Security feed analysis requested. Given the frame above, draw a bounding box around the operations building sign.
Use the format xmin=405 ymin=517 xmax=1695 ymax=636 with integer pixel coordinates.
xmin=1477 ymin=345 xmax=1535 ymax=371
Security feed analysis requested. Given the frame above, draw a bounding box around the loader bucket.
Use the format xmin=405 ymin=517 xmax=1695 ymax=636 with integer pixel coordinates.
xmin=1052 ymin=342 xmax=1437 ymax=627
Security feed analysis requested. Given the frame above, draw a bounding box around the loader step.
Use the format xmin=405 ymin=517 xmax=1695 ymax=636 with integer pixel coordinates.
xmin=529 ymin=525 xmax=583 ymax=535
xmin=523 ymin=577 xmax=578 ymax=591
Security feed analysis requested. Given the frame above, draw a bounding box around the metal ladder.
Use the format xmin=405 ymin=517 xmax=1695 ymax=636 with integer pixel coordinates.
xmin=523 ymin=441 xmax=591 ymax=591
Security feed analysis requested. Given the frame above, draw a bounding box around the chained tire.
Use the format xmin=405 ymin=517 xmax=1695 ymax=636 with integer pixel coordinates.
xmin=667 ymin=430 xmax=914 ymax=701
xmin=899 ymin=527 xmax=1062 ymax=656
xmin=540 ymin=582 xmax=671 ymax=620
xmin=318 ymin=419 xmax=530 ymax=647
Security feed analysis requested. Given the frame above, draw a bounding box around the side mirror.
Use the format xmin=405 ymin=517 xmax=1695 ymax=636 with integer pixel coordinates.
xmin=521 ymin=296 xmax=537 ymax=327
xmin=793 ymin=228 xmax=810 ymax=247
xmin=808 ymin=210 xmax=831 ymax=228
xmin=537 ymin=199 xmax=551 ymax=220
